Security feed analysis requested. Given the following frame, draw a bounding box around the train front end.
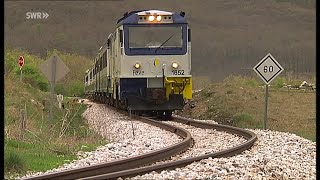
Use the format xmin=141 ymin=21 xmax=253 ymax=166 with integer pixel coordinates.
xmin=118 ymin=10 xmax=192 ymax=116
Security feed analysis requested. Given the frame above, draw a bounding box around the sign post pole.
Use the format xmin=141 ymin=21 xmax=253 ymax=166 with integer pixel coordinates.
xmin=18 ymin=56 xmax=25 ymax=81
xmin=20 ymin=68 xmax=22 ymax=82
xmin=264 ymin=84 xmax=269 ymax=129
xmin=253 ymin=53 xmax=284 ymax=130
xmin=39 ymin=54 xmax=70 ymax=128
xmin=49 ymin=56 xmax=57 ymax=126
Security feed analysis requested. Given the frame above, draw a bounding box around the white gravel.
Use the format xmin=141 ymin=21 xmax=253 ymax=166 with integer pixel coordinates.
xmin=20 ymin=101 xmax=182 ymax=179
xmin=20 ymin=101 xmax=316 ymax=179
xmin=130 ymin=120 xmax=316 ymax=180
xmin=152 ymin=121 xmax=246 ymax=163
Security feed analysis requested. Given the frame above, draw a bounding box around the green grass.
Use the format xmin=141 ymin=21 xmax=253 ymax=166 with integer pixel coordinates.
xmin=4 ymin=49 xmax=105 ymax=178
xmin=5 ymin=139 xmax=76 ymax=173
xmin=5 ymin=150 xmax=25 ymax=173
xmin=183 ymin=75 xmax=316 ymax=142
xmin=233 ymin=112 xmax=262 ymax=129
xmin=295 ymin=127 xmax=316 ymax=142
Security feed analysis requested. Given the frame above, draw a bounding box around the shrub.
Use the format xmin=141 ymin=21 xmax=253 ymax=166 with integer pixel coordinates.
xmin=13 ymin=64 xmax=49 ymax=91
xmin=271 ymin=76 xmax=286 ymax=89
xmin=69 ymin=81 xmax=84 ymax=97
xmin=4 ymin=151 xmax=25 ymax=172
xmin=232 ymin=112 xmax=261 ymax=128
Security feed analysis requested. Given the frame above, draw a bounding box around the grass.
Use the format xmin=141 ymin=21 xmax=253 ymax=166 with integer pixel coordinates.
xmin=233 ymin=112 xmax=262 ymax=129
xmin=4 ymin=49 xmax=105 ymax=178
xmin=4 ymin=151 xmax=25 ymax=173
xmin=5 ymin=139 xmax=75 ymax=173
xmin=182 ymin=75 xmax=316 ymax=141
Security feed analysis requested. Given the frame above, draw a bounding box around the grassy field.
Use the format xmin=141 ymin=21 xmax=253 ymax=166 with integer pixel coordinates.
xmin=181 ymin=75 xmax=316 ymax=141
xmin=4 ymin=49 xmax=105 ymax=179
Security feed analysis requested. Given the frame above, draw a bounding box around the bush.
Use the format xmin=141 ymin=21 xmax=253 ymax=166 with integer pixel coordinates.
xmin=13 ymin=65 xmax=49 ymax=91
xmin=233 ymin=112 xmax=261 ymax=128
xmin=271 ymin=76 xmax=286 ymax=89
xmin=4 ymin=151 xmax=25 ymax=172
xmin=69 ymin=81 xmax=84 ymax=97
xmin=55 ymin=84 xmax=67 ymax=95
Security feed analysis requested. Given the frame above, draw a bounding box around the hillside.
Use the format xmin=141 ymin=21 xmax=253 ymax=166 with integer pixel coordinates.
xmin=179 ymin=75 xmax=316 ymax=141
xmin=4 ymin=49 xmax=104 ymax=178
xmin=4 ymin=0 xmax=315 ymax=81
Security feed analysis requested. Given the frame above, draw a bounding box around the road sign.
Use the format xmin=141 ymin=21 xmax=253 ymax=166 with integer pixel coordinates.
xmin=18 ymin=56 xmax=24 ymax=68
xmin=253 ymin=53 xmax=284 ymax=84
xmin=39 ymin=54 xmax=69 ymax=125
xmin=253 ymin=53 xmax=284 ymax=130
xmin=39 ymin=55 xmax=70 ymax=82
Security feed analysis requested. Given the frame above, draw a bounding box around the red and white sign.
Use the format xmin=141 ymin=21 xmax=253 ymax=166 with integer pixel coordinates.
xmin=18 ymin=56 xmax=24 ymax=68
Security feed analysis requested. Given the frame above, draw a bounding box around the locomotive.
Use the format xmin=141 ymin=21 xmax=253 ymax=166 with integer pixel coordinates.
xmin=84 ymin=10 xmax=192 ymax=118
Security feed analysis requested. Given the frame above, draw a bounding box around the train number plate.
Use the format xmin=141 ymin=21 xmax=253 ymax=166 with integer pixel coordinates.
xmin=133 ymin=70 xmax=144 ymax=76
xmin=172 ymin=70 xmax=185 ymax=75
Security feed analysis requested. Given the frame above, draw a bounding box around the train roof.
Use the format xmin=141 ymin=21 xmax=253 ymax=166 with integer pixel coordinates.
xmin=117 ymin=10 xmax=187 ymax=25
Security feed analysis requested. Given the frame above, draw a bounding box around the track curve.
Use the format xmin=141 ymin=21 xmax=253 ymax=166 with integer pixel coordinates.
xmin=22 ymin=105 xmax=257 ymax=180
xmin=21 ymin=115 xmax=193 ymax=180
xmin=77 ymin=116 xmax=257 ymax=180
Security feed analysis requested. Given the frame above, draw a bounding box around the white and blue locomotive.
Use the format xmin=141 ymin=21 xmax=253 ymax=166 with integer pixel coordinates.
xmin=84 ymin=10 xmax=192 ymax=118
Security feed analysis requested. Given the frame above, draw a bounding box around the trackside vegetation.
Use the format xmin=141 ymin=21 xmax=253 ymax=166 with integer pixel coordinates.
xmin=4 ymin=48 xmax=105 ymax=179
xmin=184 ymin=75 xmax=316 ymax=142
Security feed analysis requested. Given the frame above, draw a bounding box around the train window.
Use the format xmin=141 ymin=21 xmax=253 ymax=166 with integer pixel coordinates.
xmin=101 ymin=54 xmax=104 ymax=68
xmin=104 ymin=53 xmax=107 ymax=67
xmin=100 ymin=57 xmax=103 ymax=70
xmin=188 ymin=29 xmax=191 ymax=42
xmin=85 ymin=76 xmax=88 ymax=83
xmin=120 ymin=30 xmax=123 ymax=47
xmin=107 ymin=39 xmax=110 ymax=48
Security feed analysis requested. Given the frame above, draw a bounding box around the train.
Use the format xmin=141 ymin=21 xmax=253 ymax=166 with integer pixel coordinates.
xmin=84 ymin=10 xmax=192 ymax=118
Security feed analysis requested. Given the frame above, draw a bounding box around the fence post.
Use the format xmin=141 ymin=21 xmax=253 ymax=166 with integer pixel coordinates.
xmin=19 ymin=109 xmax=26 ymax=140
xmin=24 ymin=103 xmax=27 ymax=129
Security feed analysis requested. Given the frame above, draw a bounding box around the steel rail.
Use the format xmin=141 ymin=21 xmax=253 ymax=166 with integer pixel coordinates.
xmin=78 ymin=116 xmax=257 ymax=180
xmin=22 ymin=115 xmax=192 ymax=180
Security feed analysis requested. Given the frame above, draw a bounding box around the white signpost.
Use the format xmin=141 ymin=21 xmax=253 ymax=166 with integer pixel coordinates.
xmin=253 ymin=53 xmax=284 ymax=129
xmin=57 ymin=94 xmax=64 ymax=109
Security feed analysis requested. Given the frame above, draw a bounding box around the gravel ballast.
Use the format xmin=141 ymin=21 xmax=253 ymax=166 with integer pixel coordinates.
xmin=20 ymin=101 xmax=316 ymax=179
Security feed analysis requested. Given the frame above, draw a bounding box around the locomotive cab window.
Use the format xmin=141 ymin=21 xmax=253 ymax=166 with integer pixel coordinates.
xmin=124 ymin=24 xmax=188 ymax=55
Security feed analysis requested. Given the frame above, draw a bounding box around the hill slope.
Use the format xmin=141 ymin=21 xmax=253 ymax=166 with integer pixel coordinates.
xmin=4 ymin=49 xmax=104 ymax=177
xmin=5 ymin=0 xmax=315 ymax=80
xmin=178 ymin=75 xmax=316 ymax=141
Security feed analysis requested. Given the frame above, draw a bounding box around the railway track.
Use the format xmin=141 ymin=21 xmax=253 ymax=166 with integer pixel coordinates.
xmin=22 ymin=105 xmax=257 ymax=180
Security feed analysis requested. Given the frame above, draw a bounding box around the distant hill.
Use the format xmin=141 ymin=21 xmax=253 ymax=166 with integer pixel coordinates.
xmin=5 ymin=0 xmax=315 ymax=80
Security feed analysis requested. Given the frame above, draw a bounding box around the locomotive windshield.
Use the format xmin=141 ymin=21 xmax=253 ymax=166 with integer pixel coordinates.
xmin=129 ymin=26 xmax=182 ymax=48
xmin=124 ymin=24 xmax=187 ymax=55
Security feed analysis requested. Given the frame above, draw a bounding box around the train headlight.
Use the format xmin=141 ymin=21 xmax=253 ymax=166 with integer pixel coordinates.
xmin=172 ymin=62 xmax=179 ymax=69
xmin=156 ymin=15 xmax=162 ymax=21
xmin=148 ymin=15 xmax=155 ymax=22
xmin=134 ymin=63 xmax=141 ymax=69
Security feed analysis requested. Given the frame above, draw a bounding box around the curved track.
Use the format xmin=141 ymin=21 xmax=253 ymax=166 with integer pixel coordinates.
xmin=22 ymin=115 xmax=192 ymax=180
xmin=22 ymin=106 xmax=257 ymax=180
xmin=80 ymin=116 xmax=257 ymax=180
